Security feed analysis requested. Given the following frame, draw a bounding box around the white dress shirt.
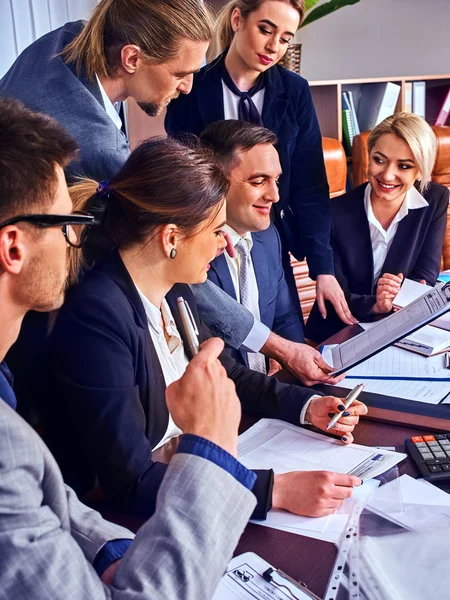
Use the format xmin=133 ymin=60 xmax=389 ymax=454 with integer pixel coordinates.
xmin=95 ymin=74 xmax=123 ymax=131
xmin=222 ymin=80 xmax=265 ymax=120
xmin=136 ymin=287 xmax=186 ymax=450
xmin=364 ymin=183 xmax=429 ymax=286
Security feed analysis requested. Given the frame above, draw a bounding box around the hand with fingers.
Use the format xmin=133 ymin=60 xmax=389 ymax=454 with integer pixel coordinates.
xmin=372 ymin=272 xmax=404 ymax=314
xmin=305 ymin=395 xmax=368 ymax=444
xmin=166 ymin=337 xmax=241 ymax=457
xmin=272 ymin=470 xmax=362 ymax=517
xmin=282 ymin=342 xmax=345 ymax=386
xmin=315 ymin=274 xmax=358 ymax=326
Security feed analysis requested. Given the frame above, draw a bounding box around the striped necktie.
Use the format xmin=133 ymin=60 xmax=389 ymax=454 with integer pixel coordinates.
xmin=235 ymin=239 xmax=267 ymax=373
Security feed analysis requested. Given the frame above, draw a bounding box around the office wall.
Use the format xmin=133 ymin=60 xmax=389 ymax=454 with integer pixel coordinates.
xmin=298 ymin=0 xmax=450 ymax=81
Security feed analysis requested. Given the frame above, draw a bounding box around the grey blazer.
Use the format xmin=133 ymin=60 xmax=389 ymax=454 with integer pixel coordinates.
xmin=0 ymin=400 xmax=256 ymax=599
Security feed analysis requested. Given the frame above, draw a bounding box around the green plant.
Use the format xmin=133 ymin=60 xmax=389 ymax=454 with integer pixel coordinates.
xmin=301 ymin=0 xmax=360 ymax=28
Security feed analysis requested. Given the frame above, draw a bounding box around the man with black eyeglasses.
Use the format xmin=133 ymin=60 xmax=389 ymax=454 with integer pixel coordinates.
xmin=0 ymin=98 xmax=256 ymax=599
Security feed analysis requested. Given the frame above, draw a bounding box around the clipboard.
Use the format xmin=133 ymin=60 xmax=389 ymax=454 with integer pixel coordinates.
xmin=330 ymin=282 xmax=450 ymax=377
xmin=213 ymin=552 xmax=321 ymax=600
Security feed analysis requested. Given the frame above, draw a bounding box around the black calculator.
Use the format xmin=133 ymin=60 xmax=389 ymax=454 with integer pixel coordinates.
xmin=406 ymin=434 xmax=450 ymax=483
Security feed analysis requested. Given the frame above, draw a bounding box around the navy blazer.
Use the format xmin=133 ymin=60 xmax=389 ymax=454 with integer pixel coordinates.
xmin=45 ymin=250 xmax=315 ymax=518
xmin=306 ymin=182 xmax=450 ymax=343
xmin=165 ymin=54 xmax=332 ymax=279
xmin=208 ymin=225 xmax=304 ymax=366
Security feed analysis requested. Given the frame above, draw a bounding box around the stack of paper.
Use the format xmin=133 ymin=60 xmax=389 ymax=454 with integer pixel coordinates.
xmin=238 ymin=419 xmax=405 ymax=543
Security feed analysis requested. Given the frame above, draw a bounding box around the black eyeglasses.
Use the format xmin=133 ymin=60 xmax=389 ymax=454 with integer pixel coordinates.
xmin=0 ymin=212 xmax=97 ymax=248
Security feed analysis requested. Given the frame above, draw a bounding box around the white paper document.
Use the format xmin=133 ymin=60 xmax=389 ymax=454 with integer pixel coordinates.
xmin=393 ymin=278 xmax=432 ymax=308
xmin=212 ymin=552 xmax=317 ymax=600
xmin=238 ymin=419 xmax=405 ymax=479
xmin=325 ymin=344 xmax=450 ymax=380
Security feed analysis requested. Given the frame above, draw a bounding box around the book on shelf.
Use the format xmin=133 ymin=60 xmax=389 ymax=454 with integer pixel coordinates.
xmin=435 ymin=88 xmax=450 ymax=126
xmin=404 ymin=81 xmax=413 ymax=112
xmin=412 ymin=81 xmax=426 ymax=118
xmin=357 ymin=82 xmax=401 ymax=131
xmin=345 ymin=90 xmax=360 ymax=135
xmin=341 ymin=92 xmax=355 ymax=156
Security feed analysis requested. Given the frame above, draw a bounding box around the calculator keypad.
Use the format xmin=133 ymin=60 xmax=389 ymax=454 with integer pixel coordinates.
xmin=408 ymin=434 xmax=450 ymax=479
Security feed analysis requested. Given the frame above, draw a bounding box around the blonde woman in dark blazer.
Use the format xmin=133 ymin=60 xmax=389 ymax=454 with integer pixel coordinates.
xmin=306 ymin=113 xmax=449 ymax=343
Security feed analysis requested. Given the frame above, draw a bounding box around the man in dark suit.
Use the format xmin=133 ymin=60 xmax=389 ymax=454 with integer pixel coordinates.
xmin=202 ymin=120 xmax=336 ymax=380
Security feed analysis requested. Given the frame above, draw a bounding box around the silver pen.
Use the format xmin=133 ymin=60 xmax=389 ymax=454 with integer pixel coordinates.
xmin=326 ymin=383 xmax=365 ymax=431
xmin=177 ymin=296 xmax=200 ymax=356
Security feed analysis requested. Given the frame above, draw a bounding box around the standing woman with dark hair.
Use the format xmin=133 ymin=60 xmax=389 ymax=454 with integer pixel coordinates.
xmin=166 ymin=0 xmax=358 ymax=342
xmin=44 ymin=136 xmax=365 ymax=522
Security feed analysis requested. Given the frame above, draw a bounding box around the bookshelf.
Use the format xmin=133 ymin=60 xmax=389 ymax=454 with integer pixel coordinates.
xmin=309 ymin=74 xmax=450 ymax=142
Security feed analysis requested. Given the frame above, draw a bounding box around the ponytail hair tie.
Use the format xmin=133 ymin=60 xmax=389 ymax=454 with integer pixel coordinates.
xmin=89 ymin=179 xmax=111 ymax=222
xmin=96 ymin=180 xmax=111 ymax=196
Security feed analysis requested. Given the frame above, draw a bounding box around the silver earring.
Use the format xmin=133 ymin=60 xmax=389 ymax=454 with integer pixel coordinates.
xmin=170 ymin=248 xmax=177 ymax=259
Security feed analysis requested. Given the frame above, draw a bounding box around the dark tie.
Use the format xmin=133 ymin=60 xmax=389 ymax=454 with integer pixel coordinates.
xmin=221 ymin=65 xmax=265 ymax=125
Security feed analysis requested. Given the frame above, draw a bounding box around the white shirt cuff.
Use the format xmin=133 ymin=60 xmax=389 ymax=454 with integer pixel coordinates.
xmin=300 ymin=394 xmax=322 ymax=425
xmin=241 ymin=317 xmax=270 ymax=353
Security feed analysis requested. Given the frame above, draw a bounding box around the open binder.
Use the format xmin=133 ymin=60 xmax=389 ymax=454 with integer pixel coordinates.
xmin=330 ymin=282 xmax=450 ymax=376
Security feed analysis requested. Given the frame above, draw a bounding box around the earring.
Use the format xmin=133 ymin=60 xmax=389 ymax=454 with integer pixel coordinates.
xmin=170 ymin=248 xmax=177 ymax=259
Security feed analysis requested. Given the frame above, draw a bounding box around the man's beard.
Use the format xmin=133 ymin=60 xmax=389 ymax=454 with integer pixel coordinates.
xmin=137 ymin=101 xmax=163 ymax=117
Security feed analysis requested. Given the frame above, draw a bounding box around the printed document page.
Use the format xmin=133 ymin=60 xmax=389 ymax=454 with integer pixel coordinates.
xmin=238 ymin=419 xmax=405 ymax=481
xmin=341 ymin=345 xmax=450 ymax=380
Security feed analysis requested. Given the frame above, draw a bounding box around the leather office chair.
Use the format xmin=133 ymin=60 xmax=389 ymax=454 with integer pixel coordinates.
xmin=291 ymin=137 xmax=347 ymax=320
xmin=352 ymin=126 xmax=450 ymax=268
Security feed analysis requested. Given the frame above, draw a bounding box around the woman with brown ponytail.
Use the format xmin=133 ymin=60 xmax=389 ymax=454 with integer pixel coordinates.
xmin=166 ymin=0 xmax=358 ymax=340
xmin=44 ymin=136 xmax=366 ymax=523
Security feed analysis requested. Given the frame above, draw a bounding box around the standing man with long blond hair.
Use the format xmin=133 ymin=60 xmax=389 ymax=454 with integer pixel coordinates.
xmin=0 ymin=0 xmax=212 ymax=181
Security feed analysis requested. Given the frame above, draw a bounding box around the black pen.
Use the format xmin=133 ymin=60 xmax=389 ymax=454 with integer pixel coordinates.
xmin=177 ymin=297 xmax=199 ymax=356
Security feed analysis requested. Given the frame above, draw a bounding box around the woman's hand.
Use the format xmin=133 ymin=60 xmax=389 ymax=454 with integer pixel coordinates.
xmin=305 ymin=395 xmax=368 ymax=444
xmin=316 ymin=274 xmax=358 ymax=325
xmin=372 ymin=272 xmax=403 ymax=314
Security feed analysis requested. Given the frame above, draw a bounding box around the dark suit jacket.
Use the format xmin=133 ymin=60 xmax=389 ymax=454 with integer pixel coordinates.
xmin=306 ymin=182 xmax=450 ymax=342
xmin=165 ymin=53 xmax=332 ymax=278
xmin=45 ymin=250 xmax=315 ymax=519
xmin=208 ymin=225 xmax=304 ymax=366
xmin=0 ymin=21 xmax=130 ymax=182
